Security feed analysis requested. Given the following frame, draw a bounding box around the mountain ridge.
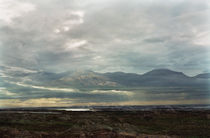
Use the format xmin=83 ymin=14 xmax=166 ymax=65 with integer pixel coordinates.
xmin=194 ymin=73 xmax=210 ymax=79
xmin=54 ymin=69 xmax=209 ymax=87
xmin=1 ymin=66 xmax=209 ymax=88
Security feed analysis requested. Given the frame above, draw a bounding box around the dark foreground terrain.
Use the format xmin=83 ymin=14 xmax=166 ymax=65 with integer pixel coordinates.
xmin=0 ymin=110 xmax=210 ymax=138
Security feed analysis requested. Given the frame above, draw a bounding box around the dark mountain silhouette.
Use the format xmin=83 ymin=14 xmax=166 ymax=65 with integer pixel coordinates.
xmin=56 ymin=69 xmax=209 ymax=87
xmin=28 ymin=69 xmax=210 ymax=87
xmin=104 ymin=69 xmax=194 ymax=87
xmin=142 ymin=69 xmax=187 ymax=77
xmin=194 ymin=73 xmax=210 ymax=79
xmin=137 ymin=69 xmax=192 ymax=87
xmin=103 ymin=72 xmax=142 ymax=86
xmin=58 ymin=70 xmax=117 ymax=87
xmin=2 ymin=65 xmax=209 ymax=88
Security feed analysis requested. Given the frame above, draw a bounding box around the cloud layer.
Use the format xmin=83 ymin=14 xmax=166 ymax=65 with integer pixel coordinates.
xmin=0 ymin=0 xmax=210 ymax=75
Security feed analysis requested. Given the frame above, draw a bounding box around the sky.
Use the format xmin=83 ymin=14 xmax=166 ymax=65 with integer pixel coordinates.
xmin=0 ymin=0 xmax=210 ymax=75
xmin=0 ymin=0 xmax=210 ymax=107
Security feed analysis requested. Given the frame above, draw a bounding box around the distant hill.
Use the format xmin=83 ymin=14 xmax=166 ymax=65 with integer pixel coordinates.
xmin=137 ymin=69 xmax=192 ymax=87
xmin=52 ymin=69 xmax=209 ymax=87
xmin=142 ymin=69 xmax=187 ymax=77
xmin=194 ymin=73 xmax=210 ymax=79
xmin=104 ymin=69 xmax=194 ymax=87
xmin=22 ymin=69 xmax=210 ymax=87
xmin=103 ymin=72 xmax=142 ymax=86
xmin=2 ymin=65 xmax=209 ymax=88
xmin=58 ymin=70 xmax=117 ymax=87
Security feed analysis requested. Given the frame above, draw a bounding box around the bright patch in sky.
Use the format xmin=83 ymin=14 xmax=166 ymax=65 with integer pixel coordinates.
xmin=65 ymin=40 xmax=87 ymax=50
xmin=0 ymin=0 xmax=35 ymax=24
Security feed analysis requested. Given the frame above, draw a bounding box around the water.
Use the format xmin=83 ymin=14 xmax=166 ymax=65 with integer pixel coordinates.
xmin=1 ymin=104 xmax=210 ymax=112
xmin=55 ymin=104 xmax=210 ymax=111
xmin=57 ymin=108 xmax=91 ymax=111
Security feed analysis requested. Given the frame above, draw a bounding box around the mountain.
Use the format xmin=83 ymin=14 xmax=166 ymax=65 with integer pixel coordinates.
xmin=142 ymin=69 xmax=187 ymax=77
xmin=24 ymin=69 xmax=210 ymax=87
xmin=194 ymin=73 xmax=210 ymax=79
xmin=104 ymin=69 xmax=193 ymax=87
xmin=138 ymin=69 xmax=193 ymax=86
xmin=58 ymin=70 xmax=118 ymax=87
xmin=2 ymin=66 xmax=209 ymax=88
xmin=103 ymin=72 xmax=142 ymax=86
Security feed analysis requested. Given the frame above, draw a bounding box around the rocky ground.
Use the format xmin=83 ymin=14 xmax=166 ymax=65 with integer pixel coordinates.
xmin=0 ymin=110 xmax=210 ymax=138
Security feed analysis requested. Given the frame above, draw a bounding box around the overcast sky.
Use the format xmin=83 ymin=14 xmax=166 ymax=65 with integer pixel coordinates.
xmin=0 ymin=0 xmax=210 ymax=76
xmin=0 ymin=0 xmax=210 ymax=107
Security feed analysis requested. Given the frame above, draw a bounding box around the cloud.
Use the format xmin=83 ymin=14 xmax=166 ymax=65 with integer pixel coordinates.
xmin=53 ymin=10 xmax=85 ymax=34
xmin=0 ymin=65 xmax=38 ymax=74
xmin=0 ymin=0 xmax=209 ymax=75
xmin=64 ymin=40 xmax=87 ymax=50
xmin=7 ymin=81 xmax=77 ymax=93
xmin=90 ymin=90 xmax=134 ymax=96
xmin=0 ymin=98 xmax=74 ymax=107
xmin=0 ymin=87 xmax=17 ymax=96
xmin=0 ymin=0 xmax=35 ymax=24
xmin=1 ymin=98 xmax=209 ymax=108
